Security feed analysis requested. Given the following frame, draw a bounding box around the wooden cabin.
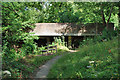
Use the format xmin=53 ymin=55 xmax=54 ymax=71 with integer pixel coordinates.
xmin=30 ymin=23 xmax=114 ymax=48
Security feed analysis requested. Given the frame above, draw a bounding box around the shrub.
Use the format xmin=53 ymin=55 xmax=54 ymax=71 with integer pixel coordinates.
xmin=80 ymin=28 xmax=118 ymax=47
xmin=53 ymin=36 xmax=69 ymax=51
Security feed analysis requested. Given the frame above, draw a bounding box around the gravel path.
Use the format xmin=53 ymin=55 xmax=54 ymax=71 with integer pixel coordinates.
xmin=35 ymin=55 xmax=62 ymax=78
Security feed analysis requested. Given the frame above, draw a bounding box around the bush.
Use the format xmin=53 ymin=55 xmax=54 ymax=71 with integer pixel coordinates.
xmin=53 ymin=36 xmax=69 ymax=51
xmin=54 ymin=36 xmax=67 ymax=47
xmin=80 ymin=28 xmax=118 ymax=47
xmin=101 ymin=28 xmax=118 ymax=40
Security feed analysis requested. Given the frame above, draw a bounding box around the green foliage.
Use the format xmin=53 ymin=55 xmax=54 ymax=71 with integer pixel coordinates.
xmin=2 ymin=2 xmax=119 ymax=79
xmin=2 ymin=2 xmax=39 ymax=55
xmin=101 ymin=28 xmax=118 ymax=40
xmin=80 ymin=29 xmax=118 ymax=47
xmin=37 ymin=46 xmax=46 ymax=55
xmin=47 ymin=37 xmax=119 ymax=78
xmin=40 ymin=2 xmax=119 ymax=24
xmin=54 ymin=36 xmax=66 ymax=47
xmin=3 ymin=50 xmax=67 ymax=78
xmin=2 ymin=2 xmax=41 ymax=79
xmin=53 ymin=36 xmax=69 ymax=51
xmin=3 ymin=54 xmax=54 ymax=78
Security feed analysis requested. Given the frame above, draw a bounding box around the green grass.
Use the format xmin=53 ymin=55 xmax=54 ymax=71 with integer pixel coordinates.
xmin=21 ymin=54 xmax=56 ymax=78
xmin=3 ymin=49 xmax=68 ymax=78
xmin=47 ymin=37 xmax=119 ymax=78
xmin=23 ymin=50 xmax=69 ymax=78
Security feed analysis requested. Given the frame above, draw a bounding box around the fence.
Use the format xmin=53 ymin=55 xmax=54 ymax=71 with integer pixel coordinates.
xmin=41 ymin=45 xmax=57 ymax=56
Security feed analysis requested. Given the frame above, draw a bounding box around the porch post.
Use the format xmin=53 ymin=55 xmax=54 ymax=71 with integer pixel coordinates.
xmin=68 ymin=36 xmax=72 ymax=48
xmin=47 ymin=37 xmax=50 ymax=44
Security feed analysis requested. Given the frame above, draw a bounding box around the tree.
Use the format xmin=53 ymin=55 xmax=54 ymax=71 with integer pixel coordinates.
xmin=2 ymin=2 xmax=41 ymax=66
xmin=40 ymin=2 xmax=119 ymax=28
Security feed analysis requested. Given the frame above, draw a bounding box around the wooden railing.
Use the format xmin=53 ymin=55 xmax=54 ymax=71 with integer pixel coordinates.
xmin=41 ymin=45 xmax=57 ymax=56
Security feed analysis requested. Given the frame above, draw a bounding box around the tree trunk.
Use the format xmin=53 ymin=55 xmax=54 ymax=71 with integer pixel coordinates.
xmin=101 ymin=9 xmax=106 ymax=27
xmin=101 ymin=3 xmax=106 ymax=27
xmin=106 ymin=5 xmax=113 ymax=29
xmin=118 ymin=2 xmax=120 ymax=33
xmin=118 ymin=2 xmax=120 ymax=28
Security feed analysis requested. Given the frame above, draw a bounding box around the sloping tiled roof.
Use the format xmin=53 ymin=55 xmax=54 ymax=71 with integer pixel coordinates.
xmin=30 ymin=23 xmax=114 ymax=36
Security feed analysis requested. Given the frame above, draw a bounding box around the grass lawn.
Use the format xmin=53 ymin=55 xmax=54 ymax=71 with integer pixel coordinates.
xmin=47 ymin=37 xmax=119 ymax=78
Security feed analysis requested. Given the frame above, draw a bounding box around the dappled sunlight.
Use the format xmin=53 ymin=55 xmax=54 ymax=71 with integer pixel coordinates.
xmin=68 ymin=49 xmax=78 ymax=53
xmin=2 ymin=1 xmax=119 ymax=79
xmin=80 ymin=56 xmax=90 ymax=62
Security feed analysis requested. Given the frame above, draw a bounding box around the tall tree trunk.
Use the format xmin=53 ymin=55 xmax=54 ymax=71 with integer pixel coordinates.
xmin=101 ymin=3 xmax=106 ymax=27
xmin=101 ymin=9 xmax=106 ymax=26
xmin=118 ymin=2 xmax=120 ymax=31
xmin=106 ymin=5 xmax=113 ymax=29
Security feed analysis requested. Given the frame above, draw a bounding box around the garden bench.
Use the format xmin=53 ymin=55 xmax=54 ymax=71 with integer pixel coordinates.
xmin=41 ymin=45 xmax=57 ymax=56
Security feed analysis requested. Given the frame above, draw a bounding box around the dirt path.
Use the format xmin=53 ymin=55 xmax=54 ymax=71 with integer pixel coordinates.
xmin=34 ymin=55 xmax=62 ymax=78
xmin=34 ymin=50 xmax=77 ymax=78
